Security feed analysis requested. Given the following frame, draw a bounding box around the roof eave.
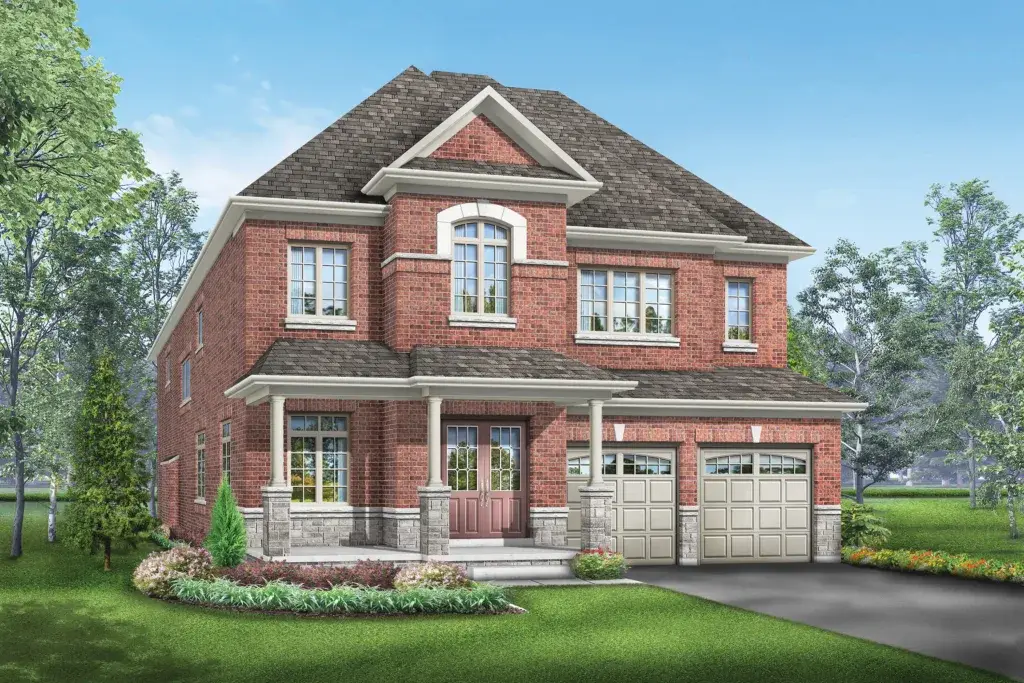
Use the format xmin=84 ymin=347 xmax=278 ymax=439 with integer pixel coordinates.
xmin=362 ymin=167 xmax=603 ymax=207
xmin=566 ymin=225 xmax=815 ymax=262
xmin=566 ymin=398 xmax=868 ymax=418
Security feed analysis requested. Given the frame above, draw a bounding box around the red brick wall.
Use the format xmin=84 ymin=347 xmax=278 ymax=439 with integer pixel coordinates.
xmin=430 ymin=115 xmax=537 ymax=165
xmin=565 ymin=416 xmax=841 ymax=506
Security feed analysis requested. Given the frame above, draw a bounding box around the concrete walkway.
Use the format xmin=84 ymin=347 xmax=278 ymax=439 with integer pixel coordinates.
xmin=630 ymin=563 xmax=1024 ymax=681
xmin=488 ymin=577 xmax=642 ymax=587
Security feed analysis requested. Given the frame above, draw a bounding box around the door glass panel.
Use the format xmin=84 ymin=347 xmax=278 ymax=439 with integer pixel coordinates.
xmin=490 ymin=426 xmax=521 ymax=491
xmin=758 ymin=454 xmax=807 ymax=475
xmin=322 ymin=437 xmax=348 ymax=503
xmin=447 ymin=426 xmax=478 ymax=491
xmin=290 ymin=436 xmax=316 ymax=502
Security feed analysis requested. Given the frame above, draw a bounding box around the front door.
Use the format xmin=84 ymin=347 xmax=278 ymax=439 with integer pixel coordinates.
xmin=443 ymin=421 xmax=527 ymax=538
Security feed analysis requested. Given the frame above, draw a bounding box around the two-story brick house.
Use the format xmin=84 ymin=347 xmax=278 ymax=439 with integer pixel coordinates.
xmin=150 ymin=67 xmax=863 ymax=575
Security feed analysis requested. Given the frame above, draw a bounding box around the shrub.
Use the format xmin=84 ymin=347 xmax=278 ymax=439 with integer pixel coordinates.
xmin=132 ymin=546 xmax=215 ymax=598
xmin=171 ymin=577 xmax=510 ymax=615
xmin=150 ymin=529 xmax=188 ymax=550
xmin=841 ymin=487 xmax=970 ymax=498
xmin=221 ymin=559 xmax=399 ymax=590
xmin=841 ymin=546 xmax=1024 ymax=584
xmin=204 ymin=479 xmax=247 ymax=568
xmin=0 ymin=490 xmax=69 ymax=503
xmin=840 ymin=500 xmax=891 ymax=547
xmin=393 ymin=561 xmax=472 ymax=589
xmin=978 ymin=481 xmax=1002 ymax=509
xmin=571 ymin=548 xmax=627 ymax=580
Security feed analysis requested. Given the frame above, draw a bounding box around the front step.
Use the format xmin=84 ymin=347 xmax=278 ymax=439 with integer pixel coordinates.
xmin=468 ymin=564 xmax=574 ymax=581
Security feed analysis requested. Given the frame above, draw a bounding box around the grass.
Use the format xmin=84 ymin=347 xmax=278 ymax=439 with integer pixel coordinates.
xmin=869 ymin=497 xmax=1024 ymax=562
xmin=0 ymin=501 xmax=1009 ymax=683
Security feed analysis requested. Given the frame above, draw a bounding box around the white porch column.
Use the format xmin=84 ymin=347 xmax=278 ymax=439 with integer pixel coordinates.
xmin=269 ymin=395 xmax=286 ymax=487
xmin=426 ymin=396 xmax=443 ymax=487
xmin=588 ymin=399 xmax=604 ymax=484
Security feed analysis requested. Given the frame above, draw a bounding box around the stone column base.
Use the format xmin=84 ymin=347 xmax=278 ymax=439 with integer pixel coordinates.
xmin=579 ymin=484 xmax=615 ymax=551
xmin=529 ymin=507 xmax=569 ymax=547
xmin=813 ymin=504 xmax=842 ymax=562
xmin=418 ymin=486 xmax=452 ymax=556
xmin=261 ymin=486 xmax=292 ymax=558
xmin=677 ymin=505 xmax=699 ymax=565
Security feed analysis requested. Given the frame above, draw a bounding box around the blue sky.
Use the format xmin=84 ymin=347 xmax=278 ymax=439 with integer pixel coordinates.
xmin=78 ymin=0 xmax=1024 ymax=299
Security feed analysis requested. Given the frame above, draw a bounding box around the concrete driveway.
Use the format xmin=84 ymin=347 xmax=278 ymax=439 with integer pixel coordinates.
xmin=630 ymin=563 xmax=1024 ymax=681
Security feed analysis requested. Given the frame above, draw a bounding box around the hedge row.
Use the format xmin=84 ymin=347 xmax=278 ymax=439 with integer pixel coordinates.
xmin=842 ymin=546 xmax=1024 ymax=583
xmin=0 ymin=491 xmax=68 ymax=503
xmin=842 ymin=487 xmax=970 ymax=498
xmin=171 ymin=577 xmax=512 ymax=615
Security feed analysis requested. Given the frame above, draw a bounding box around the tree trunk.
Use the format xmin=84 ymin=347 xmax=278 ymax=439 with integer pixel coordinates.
xmin=1009 ymin=491 xmax=1018 ymax=540
xmin=855 ymin=472 xmax=866 ymax=504
xmin=10 ymin=431 xmax=25 ymax=558
xmin=47 ymin=479 xmax=57 ymax=543
xmin=103 ymin=537 xmax=112 ymax=571
xmin=148 ymin=454 xmax=157 ymax=518
xmin=967 ymin=437 xmax=978 ymax=509
xmin=956 ymin=469 xmax=964 ymax=488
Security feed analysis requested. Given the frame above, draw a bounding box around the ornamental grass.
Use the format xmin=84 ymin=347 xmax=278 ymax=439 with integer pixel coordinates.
xmin=842 ymin=546 xmax=1024 ymax=584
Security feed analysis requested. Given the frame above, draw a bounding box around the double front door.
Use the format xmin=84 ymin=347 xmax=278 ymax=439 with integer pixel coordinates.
xmin=443 ymin=420 xmax=527 ymax=538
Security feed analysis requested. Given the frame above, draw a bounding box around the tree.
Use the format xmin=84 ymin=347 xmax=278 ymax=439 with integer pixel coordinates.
xmin=787 ymin=306 xmax=826 ymax=382
xmin=896 ymin=180 xmax=1022 ymax=506
xmin=798 ymin=239 xmax=938 ymax=502
xmin=205 ymin=479 xmax=247 ymax=568
xmin=0 ymin=0 xmax=147 ymax=558
xmin=64 ymin=353 xmax=153 ymax=570
xmin=123 ymin=172 xmax=202 ymax=516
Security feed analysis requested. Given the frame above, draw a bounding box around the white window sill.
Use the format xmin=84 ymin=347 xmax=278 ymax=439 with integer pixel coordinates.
xmin=574 ymin=331 xmax=681 ymax=347
xmin=194 ymin=497 xmax=206 ymax=505
xmin=448 ymin=314 xmax=517 ymax=329
xmin=290 ymin=503 xmax=355 ymax=513
xmin=723 ymin=340 xmax=759 ymax=353
xmin=180 ymin=397 xmax=192 ymax=407
xmin=284 ymin=316 xmax=357 ymax=331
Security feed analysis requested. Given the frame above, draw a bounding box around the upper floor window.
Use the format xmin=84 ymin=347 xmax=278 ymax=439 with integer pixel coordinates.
xmin=452 ymin=222 xmax=508 ymax=315
xmin=196 ymin=309 xmax=204 ymax=348
xmin=726 ymin=280 xmax=752 ymax=341
xmin=181 ymin=358 xmax=191 ymax=403
xmin=290 ymin=245 xmax=349 ymax=318
xmin=579 ymin=268 xmax=673 ymax=335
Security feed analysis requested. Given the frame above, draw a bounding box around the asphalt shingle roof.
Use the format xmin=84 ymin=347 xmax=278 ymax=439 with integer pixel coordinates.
xmin=241 ymin=66 xmax=805 ymax=246
xmin=410 ymin=346 xmax=621 ymax=382
xmin=248 ymin=340 xmax=410 ymax=378
xmin=614 ymin=368 xmax=853 ymax=403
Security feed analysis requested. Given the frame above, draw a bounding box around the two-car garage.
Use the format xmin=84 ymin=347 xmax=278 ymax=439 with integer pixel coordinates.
xmin=567 ymin=445 xmax=813 ymax=565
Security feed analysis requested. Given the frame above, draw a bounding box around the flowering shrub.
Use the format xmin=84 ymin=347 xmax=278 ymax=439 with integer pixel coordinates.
xmin=393 ymin=562 xmax=472 ymax=589
xmin=571 ymin=548 xmax=627 ymax=580
xmin=220 ymin=559 xmax=399 ymax=590
xmin=133 ymin=546 xmax=215 ymax=597
xmin=841 ymin=546 xmax=1024 ymax=584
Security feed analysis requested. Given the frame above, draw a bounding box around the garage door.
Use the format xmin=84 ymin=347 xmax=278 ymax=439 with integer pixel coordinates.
xmin=567 ymin=448 xmax=676 ymax=565
xmin=700 ymin=448 xmax=811 ymax=563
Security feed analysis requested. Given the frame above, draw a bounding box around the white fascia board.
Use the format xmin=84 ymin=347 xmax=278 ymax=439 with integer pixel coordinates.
xmin=565 ymin=398 xmax=869 ymax=418
xmin=146 ymin=196 xmax=389 ymax=363
xmin=362 ymin=168 xmax=602 ymax=207
xmin=566 ymin=225 xmax=816 ymax=262
xmin=385 ymin=85 xmax=597 ymax=183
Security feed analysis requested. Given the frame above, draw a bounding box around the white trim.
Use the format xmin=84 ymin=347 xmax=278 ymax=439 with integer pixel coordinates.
xmin=160 ymin=455 xmax=180 ymax=465
xmin=437 ymin=201 xmax=528 ymax=262
xmin=566 ymin=225 xmax=816 ymax=262
xmin=385 ymin=86 xmax=597 ymax=184
xmin=381 ymin=507 xmax=421 ymax=518
xmin=363 ymin=168 xmax=601 ymax=208
xmin=567 ymin=398 xmax=869 ymax=419
xmin=575 ymin=331 xmax=680 ymax=347
xmin=813 ymin=504 xmax=843 ymax=512
xmin=529 ymin=506 xmax=570 ymax=514
xmin=678 ymin=505 xmax=700 ymax=512
xmin=380 ymin=252 xmax=450 ymax=268
xmin=283 ymin=316 xmax=357 ymax=331
xmin=147 ymin=196 xmax=388 ymax=362
xmin=448 ymin=313 xmax=517 ymax=329
xmin=722 ymin=340 xmax=758 ymax=353
xmin=194 ymin=498 xmax=206 ymax=505
xmin=289 ymin=503 xmax=360 ymax=514
xmin=515 ymin=258 xmax=568 ymax=267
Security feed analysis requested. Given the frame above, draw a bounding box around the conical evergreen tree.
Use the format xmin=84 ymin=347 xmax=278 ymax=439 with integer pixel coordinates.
xmin=205 ymin=478 xmax=247 ymax=567
xmin=65 ymin=352 xmax=153 ymax=570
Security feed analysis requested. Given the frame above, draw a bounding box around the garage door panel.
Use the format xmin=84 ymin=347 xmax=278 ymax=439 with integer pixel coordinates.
xmin=730 ymin=507 xmax=754 ymax=530
xmin=622 ymin=508 xmax=646 ymax=531
xmin=649 ymin=536 xmax=674 ymax=559
xmin=730 ymin=535 xmax=754 ymax=558
xmin=730 ymin=479 xmax=754 ymax=502
xmin=703 ymin=479 xmax=728 ymax=503
xmin=785 ymin=534 xmax=809 ymax=557
xmin=785 ymin=479 xmax=809 ymax=503
xmin=759 ymin=534 xmax=782 ymax=558
xmin=621 ymin=536 xmax=645 ymax=559
xmin=567 ymin=483 xmax=582 ymax=505
xmin=703 ymin=507 xmax=727 ymax=530
xmin=759 ymin=506 xmax=782 ymax=529
xmin=621 ymin=480 xmax=647 ymax=503
xmin=649 ymin=508 xmax=674 ymax=531
xmin=785 ymin=506 xmax=808 ymax=529
xmin=758 ymin=479 xmax=782 ymax=502
xmin=649 ymin=480 xmax=674 ymax=503
xmin=703 ymin=535 xmax=727 ymax=558
xmin=567 ymin=508 xmax=581 ymax=533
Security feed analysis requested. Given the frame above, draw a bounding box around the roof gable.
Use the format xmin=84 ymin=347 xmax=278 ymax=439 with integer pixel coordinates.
xmin=430 ymin=114 xmax=538 ymax=166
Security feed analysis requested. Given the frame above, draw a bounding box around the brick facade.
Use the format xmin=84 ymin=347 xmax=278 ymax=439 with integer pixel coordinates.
xmin=430 ymin=115 xmax=538 ymax=166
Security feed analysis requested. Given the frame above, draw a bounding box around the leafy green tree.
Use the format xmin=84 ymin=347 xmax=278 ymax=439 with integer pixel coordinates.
xmin=64 ymin=353 xmax=153 ymax=570
xmin=798 ymin=239 xmax=938 ymax=502
xmin=0 ymin=0 xmax=147 ymax=558
xmin=786 ymin=307 xmax=826 ymax=382
xmin=205 ymin=479 xmax=247 ymax=568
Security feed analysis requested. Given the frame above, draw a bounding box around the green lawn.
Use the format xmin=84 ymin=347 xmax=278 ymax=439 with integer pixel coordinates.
xmin=0 ymin=502 xmax=1008 ymax=683
xmin=869 ymin=497 xmax=1024 ymax=562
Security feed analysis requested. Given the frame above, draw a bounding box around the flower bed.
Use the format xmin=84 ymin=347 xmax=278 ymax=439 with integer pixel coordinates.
xmin=572 ymin=548 xmax=628 ymax=580
xmin=171 ymin=577 xmax=512 ymax=615
xmin=220 ymin=559 xmax=400 ymax=590
xmin=842 ymin=546 xmax=1024 ymax=583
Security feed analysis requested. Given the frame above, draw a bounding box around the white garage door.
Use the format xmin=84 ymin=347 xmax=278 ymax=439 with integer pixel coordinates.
xmin=566 ymin=448 xmax=676 ymax=565
xmin=700 ymin=448 xmax=811 ymax=563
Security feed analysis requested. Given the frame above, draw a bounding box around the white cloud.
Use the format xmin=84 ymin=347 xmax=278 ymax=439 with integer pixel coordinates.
xmin=231 ymin=54 xmax=240 ymax=64
xmin=260 ymin=80 xmax=272 ymax=91
xmin=134 ymin=95 xmax=333 ymax=229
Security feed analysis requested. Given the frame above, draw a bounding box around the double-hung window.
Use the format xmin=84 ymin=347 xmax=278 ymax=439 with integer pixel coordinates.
xmin=289 ymin=244 xmax=350 ymax=318
xmin=196 ymin=433 xmax=206 ymax=500
xmin=181 ymin=358 xmax=191 ymax=403
xmin=452 ymin=222 xmax=509 ymax=315
xmin=726 ymin=280 xmax=752 ymax=341
xmin=289 ymin=415 xmax=349 ymax=504
xmin=578 ymin=268 xmax=674 ymax=340
xmin=221 ymin=422 xmax=231 ymax=484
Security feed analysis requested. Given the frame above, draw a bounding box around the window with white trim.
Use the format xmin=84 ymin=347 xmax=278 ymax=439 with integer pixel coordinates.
xmin=196 ymin=432 xmax=206 ymax=499
xmin=196 ymin=309 xmax=204 ymax=348
xmin=452 ymin=222 xmax=509 ymax=315
xmin=579 ymin=268 xmax=673 ymax=335
xmin=727 ymin=280 xmax=752 ymax=341
xmin=181 ymin=358 xmax=191 ymax=402
xmin=220 ymin=422 xmax=231 ymax=484
xmin=164 ymin=358 xmax=170 ymax=389
xmin=289 ymin=245 xmax=349 ymax=317
xmin=289 ymin=415 xmax=349 ymax=503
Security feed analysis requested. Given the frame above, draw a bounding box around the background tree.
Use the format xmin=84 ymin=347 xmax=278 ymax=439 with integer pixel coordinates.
xmin=798 ymin=239 xmax=937 ymax=502
xmin=0 ymin=0 xmax=147 ymax=558
xmin=787 ymin=306 xmax=826 ymax=382
xmin=64 ymin=353 xmax=153 ymax=570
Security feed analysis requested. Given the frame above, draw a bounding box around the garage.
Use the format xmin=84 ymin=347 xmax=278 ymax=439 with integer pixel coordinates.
xmin=566 ymin=447 xmax=676 ymax=565
xmin=699 ymin=447 xmax=812 ymax=563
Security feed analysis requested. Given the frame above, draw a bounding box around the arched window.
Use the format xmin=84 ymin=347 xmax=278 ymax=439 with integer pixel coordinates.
xmin=452 ymin=221 xmax=509 ymax=314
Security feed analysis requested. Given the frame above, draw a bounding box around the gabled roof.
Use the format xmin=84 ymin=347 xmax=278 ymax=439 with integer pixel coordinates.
xmin=613 ymin=368 xmax=853 ymax=403
xmin=241 ymin=67 xmax=806 ymax=246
